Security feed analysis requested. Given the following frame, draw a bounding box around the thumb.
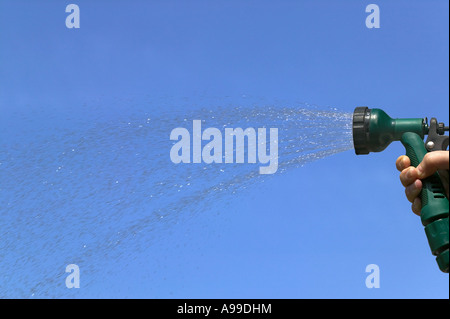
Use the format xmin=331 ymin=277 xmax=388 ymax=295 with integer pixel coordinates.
xmin=417 ymin=151 xmax=449 ymax=179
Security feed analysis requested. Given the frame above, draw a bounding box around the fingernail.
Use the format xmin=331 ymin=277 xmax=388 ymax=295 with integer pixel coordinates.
xmin=402 ymin=157 xmax=408 ymax=167
xmin=414 ymin=179 xmax=422 ymax=189
xmin=407 ymin=168 xmax=413 ymax=178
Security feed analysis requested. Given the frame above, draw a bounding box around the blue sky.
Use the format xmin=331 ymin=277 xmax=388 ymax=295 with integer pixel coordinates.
xmin=0 ymin=0 xmax=448 ymax=298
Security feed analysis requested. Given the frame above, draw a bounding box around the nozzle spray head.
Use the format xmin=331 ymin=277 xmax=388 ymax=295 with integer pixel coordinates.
xmin=352 ymin=107 xmax=429 ymax=155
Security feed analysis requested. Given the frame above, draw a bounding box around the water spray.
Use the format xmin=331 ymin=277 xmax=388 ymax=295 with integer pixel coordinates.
xmin=352 ymin=107 xmax=449 ymax=273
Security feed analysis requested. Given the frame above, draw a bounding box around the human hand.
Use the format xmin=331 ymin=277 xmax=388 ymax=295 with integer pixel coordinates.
xmin=396 ymin=151 xmax=449 ymax=215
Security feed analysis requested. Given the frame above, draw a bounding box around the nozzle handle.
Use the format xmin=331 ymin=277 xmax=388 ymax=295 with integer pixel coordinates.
xmin=401 ymin=132 xmax=449 ymax=273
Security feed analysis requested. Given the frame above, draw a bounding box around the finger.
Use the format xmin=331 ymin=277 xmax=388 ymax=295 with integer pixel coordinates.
xmin=411 ymin=197 xmax=422 ymax=215
xmin=417 ymin=151 xmax=450 ymax=179
xmin=400 ymin=167 xmax=419 ymax=187
xmin=396 ymin=155 xmax=410 ymax=172
xmin=405 ymin=179 xmax=422 ymax=202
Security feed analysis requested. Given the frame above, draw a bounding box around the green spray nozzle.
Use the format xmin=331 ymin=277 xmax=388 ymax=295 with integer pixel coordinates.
xmin=352 ymin=107 xmax=449 ymax=273
xmin=353 ymin=107 xmax=430 ymax=154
